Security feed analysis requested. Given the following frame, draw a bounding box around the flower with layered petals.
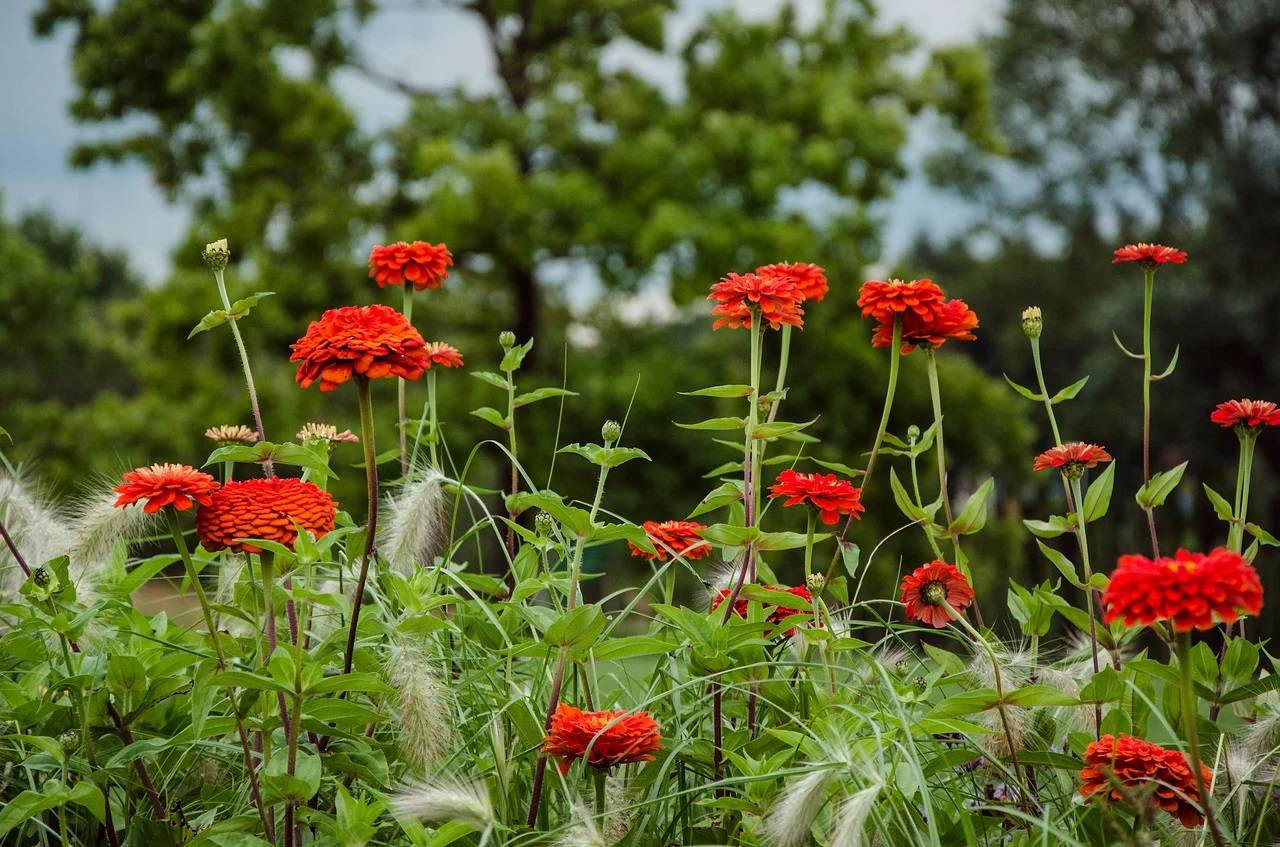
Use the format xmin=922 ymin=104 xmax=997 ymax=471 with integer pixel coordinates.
xmin=114 ymin=464 xmax=219 ymax=514
xmin=628 ymin=520 xmax=709 ymax=561
xmin=296 ymin=422 xmax=359 ymax=445
xmin=1102 ymin=547 xmax=1262 ymax=632
xmin=900 ymin=561 xmax=974 ymax=628
xmin=1111 ymin=243 xmax=1187 ymax=265
xmin=424 ymin=341 xmax=464 ymax=368
xmin=711 ymin=584 xmax=812 ymax=635
xmin=1210 ymin=398 xmax=1280 ymax=430
xmin=756 ymin=262 xmax=828 ymax=303
xmin=542 ymin=704 xmax=662 ymax=774
xmin=1032 ymin=442 xmax=1112 ymax=474
xmin=856 ymin=278 xmax=945 ymax=323
xmin=872 ymin=298 xmax=979 ymax=353
xmin=368 ymin=241 xmax=453 ymax=290
xmin=1079 ymin=734 xmax=1209 ymax=827
xmin=195 ymin=477 xmax=337 ymax=553
xmin=204 ymin=424 xmax=257 ymax=445
xmin=707 ymin=272 xmax=804 ymax=330
xmin=768 ymin=468 xmax=864 ymax=525
xmin=291 ymin=304 xmax=429 ymax=392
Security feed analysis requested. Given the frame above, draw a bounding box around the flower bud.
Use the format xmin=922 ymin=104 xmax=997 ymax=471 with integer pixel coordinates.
xmin=32 ymin=566 xmax=49 ymax=587
xmin=907 ymin=424 xmax=921 ymax=442
xmin=806 ymin=572 xmax=826 ymax=595
xmin=59 ymin=730 xmax=80 ymax=752
xmin=1021 ymin=306 xmax=1043 ymax=339
xmin=534 ymin=512 xmax=555 ymax=535
xmin=499 ymin=330 xmax=516 ymax=349
xmin=601 ymin=420 xmax=622 ymax=444
xmin=202 ymin=238 xmax=230 ymax=271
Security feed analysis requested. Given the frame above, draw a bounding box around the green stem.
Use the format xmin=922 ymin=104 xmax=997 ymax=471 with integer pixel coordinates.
xmin=1029 ymin=337 xmax=1062 ymax=446
xmin=1176 ymin=633 xmax=1228 ymax=847
xmin=213 ymin=267 xmax=272 ymax=477
xmin=1141 ymin=267 xmax=1159 ymax=555
xmin=803 ymin=511 xmax=818 ymax=626
xmin=766 ymin=323 xmax=792 ymax=425
xmin=399 ymin=285 xmax=414 ymax=477
xmin=1068 ymin=476 xmax=1104 ymax=734
xmin=862 ymin=316 xmax=902 ymax=491
xmin=594 ymin=768 xmax=607 ymax=819
xmin=342 ymin=377 xmax=379 ymax=676
xmin=427 ymin=369 xmax=440 ymax=469
xmin=910 ymin=441 xmax=946 ymax=561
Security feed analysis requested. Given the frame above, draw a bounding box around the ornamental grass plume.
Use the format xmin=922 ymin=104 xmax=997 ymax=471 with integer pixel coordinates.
xmin=390 ymin=776 xmax=494 ymax=830
xmin=385 ymin=638 xmax=456 ymax=771
xmin=764 ymin=767 xmax=839 ymax=847
xmin=828 ymin=784 xmax=883 ymax=847
xmin=66 ymin=482 xmax=161 ymax=587
xmin=380 ymin=468 xmax=448 ymax=574
xmin=0 ymin=473 xmax=71 ymax=594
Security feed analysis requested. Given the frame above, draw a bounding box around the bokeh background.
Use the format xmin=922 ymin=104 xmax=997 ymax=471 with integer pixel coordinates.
xmin=3 ymin=0 xmax=1279 ymax=638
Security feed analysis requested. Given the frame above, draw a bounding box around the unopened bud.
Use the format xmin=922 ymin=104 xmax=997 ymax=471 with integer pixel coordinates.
xmin=1021 ymin=306 xmax=1042 ymax=339
xmin=534 ymin=512 xmax=555 ymax=535
xmin=806 ymin=572 xmax=826 ymax=594
xmin=499 ymin=330 xmax=516 ymax=349
xmin=32 ymin=567 xmax=49 ymax=587
xmin=907 ymin=425 xmax=921 ymax=442
xmin=601 ymin=420 xmax=621 ymax=444
xmin=59 ymin=730 xmax=79 ymax=752
xmin=202 ymin=238 xmax=230 ymax=271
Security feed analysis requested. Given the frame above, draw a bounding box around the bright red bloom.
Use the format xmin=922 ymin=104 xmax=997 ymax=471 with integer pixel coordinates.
xmin=711 ymin=584 xmax=812 ymax=635
xmin=423 ymin=341 xmax=464 ymax=369
xmin=1210 ymin=398 xmax=1280 ymax=429
xmin=856 ymin=278 xmax=945 ymax=324
xmin=1032 ymin=442 xmax=1112 ymax=473
xmin=542 ymin=704 xmax=662 ymax=774
xmin=872 ymin=298 xmax=979 ymax=353
xmin=768 ymin=468 xmax=864 ymax=526
xmin=291 ymin=304 xmax=429 ymax=392
xmin=195 ymin=477 xmax=337 ymax=553
xmin=1102 ymin=547 xmax=1262 ymax=632
xmin=114 ymin=463 xmax=219 ymax=514
xmin=1111 ymin=243 xmax=1187 ymax=265
xmin=629 ymin=520 xmax=709 ymax=561
xmin=707 ymin=272 xmax=804 ymax=330
xmin=1079 ymin=734 xmax=1210 ymax=827
xmin=899 ymin=561 xmax=974 ymax=628
xmin=368 ymin=241 xmax=453 ymax=290
xmin=755 ymin=262 xmax=828 ymax=303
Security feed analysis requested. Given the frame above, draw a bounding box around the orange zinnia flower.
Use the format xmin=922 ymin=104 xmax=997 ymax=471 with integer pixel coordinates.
xmin=1102 ymin=547 xmax=1262 ymax=632
xmin=114 ymin=464 xmax=219 ymax=514
xmin=1210 ymin=398 xmax=1280 ymax=429
xmin=899 ymin=561 xmax=973 ymax=628
xmin=195 ymin=477 xmax=337 ymax=553
xmin=871 ymin=298 xmax=978 ymax=353
xmin=368 ymin=241 xmax=453 ymax=290
xmin=542 ymin=704 xmax=662 ymax=774
xmin=1111 ymin=243 xmax=1187 ymax=266
xmin=711 ymin=584 xmax=811 ymax=635
xmin=1032 ymin=442 xmax=1112 ymax=475
xmin=291 ymin=304 xmax=430 ymax=392
xmin=707 ymin=272 xmax=804 ymax=330
xmin=628 ymin=520 xmax=709 ymax=561
xmin=768 ymin=468 xmax=864 ymax=525
xmin=1080 ymin=734 xmax=1209 ymax=827
xmin=423 ymin=341 xmax=464 ymax=368
xmin=856 ymin=278 xmax=945 ymax=323
xmin=755 ymin=262 xmax=828 ymax=303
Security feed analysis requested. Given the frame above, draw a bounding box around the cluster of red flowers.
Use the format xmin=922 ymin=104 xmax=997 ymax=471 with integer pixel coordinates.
xmin=1111 ymin=242 xmax=1187 ymax=266
xmin=368 ymin=241 xmax=453 ymax=290
xmin=1079 ymin=734 xmax=1209 ymax=827
xmin=1102 ymin=547 xmax=1263 ymax=632
xmin=857 ymin=278 xmax=978 ymax=354
xmin=768 ymin=468 xmax=863 ymax=525
xmin=711 ymin=584 xmax=811 ymax=634
xmin=1210 ymin=398 xmax=1280 ymax=429
xmin=899 ymin=561 xmax=974 ymax=628
xmin=195 ymin=477 xmax=337 ymax=553
xmin=291 ymin=304 xmax=429 ymax=392
xmin=628 ymin=520 xmax=709 ymax=561
xmin=1032 ymin=442 xmax=1113 ymax=474
xmin=542 ymin=704 xmax=662 ymax=774
xmin=114 ymin=464 xmax=219 ymax=514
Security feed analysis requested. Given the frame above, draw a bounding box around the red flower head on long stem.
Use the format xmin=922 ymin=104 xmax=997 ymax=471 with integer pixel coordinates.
xmin=423 ymin=341 xmax=465 ymax=369
xmin=1210 ymin=398 xmax=1280 ymax=430
xmin=542 ymin=705 xmax=662 ymax=775
xmin=114 ymin=464 xmax=219 ymax=514
xmin=900 ymin=561 xmax=974 ymax=628
xmin=755 ymin=262 xmax=828 ymax=303
xmin=291 ymin=304 xmax=430 ymax=392
xmin=857 ymin=278 xmax=945 ymax=324
xmin=1032 ymin=442 xmax=1112 ymax=478
xmin=628 ymin=520 xmax=709 ymax=561
xmin=1079 ymin=734 xmax=1210 ymax=827
xmin=1111 ymin=243 xmax=1187 ymax=266
xmin=871 ymin=298 xmax=979 ymax=353
xmin=368 ymin=241 xmax=453 ymax=290
xmin=1102 ymin=547 xmax=1262 ymax=632
xmin=768 ymin=468 xmax=863 ymax=525
xmin=708 ymin=272 xmax=804 ymax=330
xmin=195 ymin=477 xmax=337 ymax=553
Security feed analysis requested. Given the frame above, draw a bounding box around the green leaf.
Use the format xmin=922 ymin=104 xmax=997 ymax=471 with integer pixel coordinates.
xmin=506 ymin=491 xmax=593 ymax=536
xmin=1082 ymin=462 xmax=1115 ymax=523
xmin=1022 ymin=514 xmax=1076 ymax=538
xmin=689 ymin=481 xmax=743 ymax=518
xmin=751 ymin=418 xmax=817 ymax=440
xmin=514 ymin=387 xmax=578 ymax=407
xmin=557 ymin=444 xmax=650 ymax=468
xmin=545 ymin=605 xmax=605 ymax=652
xmin=262 ymin=750 xmax=321 ymax=804
xmin=889 ymin=468 xmax=927 ymax=524
xmin=755 ymin=530 xmax=828 ymax=552
xmin=1151 ymin=344 xmax=1180 ymax=381
xmin=1036 ymin=540 xmax=1083 ymax=589
xmin=679 ymin=384 xmax=754 ymax=398
xmin=307 ymin=672 xmax=394 ymax=696
xmin=950 ymin=478 xmax=994 ymax=535
xmin=1002 ymin=374 xmax=1044 ymax=402
xmin=1004 ymin=684 xmax=1079 ymax=707
xmin=1202 ymin=484 xmax=1235 ymax=523
xmin=1245 ymin=522 xmax=1280 ymax=546
xmin=500 ymin=338 xmax=534 ymax=372
xmin=1048 ymin=375 xmax=1089 ymax=405
xmin=188 ymin=308 xmax=229 ymax=338
xmin=1135 ymin=460 xmax=1188 ymax=508
xmin=227 ymin=290 xmax=275 ymax=319
xmin=470 ymin=406 xmax=509 ymax=430
xmin=1223 ymin=638 xmax=1260 ymax=684
xmin=470 ymin=371 xmax=511 ymax=390
xmin=675 ymin=417 xmax=745 ymax=431
xmin=589 ymin=636 xmax=674 ymax=661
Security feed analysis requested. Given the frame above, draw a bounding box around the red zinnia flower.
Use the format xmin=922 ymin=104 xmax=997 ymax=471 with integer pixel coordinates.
xmin=756 ymin=262 xmax=828 ymax=303
xmin=291 ymin=304 xmax=430 ymax=392
xmin=711 ymin=584 xmax=812 ymax=635
xmin=707 ymin=272 xmax=804 ymax=330
xmin=1032 ymin=442 xmax=1112 ymax=474
xmin=856 ymin=278 xmax=945 ymax=324
xmin=114 ymin=463 xmax=219 ymax=514
xmin=629 ymin=520 xmax=709 ymax=561
xmin=899 ymin=561 xmax=974 ymax=628
xmin=195 ymin=477 xmax=337 ymax=553
xmin=1102 ymin=547 xmax=1262 ymax=632
xmin=871 ymin=298 xmax=979 ymax=353
xmin=1111 ymin=243 xmax=1187 ymax=266
xmin=1210 ymin=398 xmax=1280 ymax=429
xmin=1079 ymin=734 xmax=1210 ymax=827
xmin=368 ymin=241 xmax=453 ymax=290
xmin=423 ymin=341 xmax=464 ymax=369
xmin=542 ymin=704 xmax=662 ymax=775
xmin=768 ymin=468 xmax=864 ymax=525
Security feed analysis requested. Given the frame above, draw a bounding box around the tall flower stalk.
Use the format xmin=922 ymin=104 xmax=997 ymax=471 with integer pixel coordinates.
xmin=1175 ymin=632 xmax=1228 ymax=847
xmin=344 ymin=376 xmax=379 ymax=675
xmin=399 ymin=284 xmax=415 ymax=476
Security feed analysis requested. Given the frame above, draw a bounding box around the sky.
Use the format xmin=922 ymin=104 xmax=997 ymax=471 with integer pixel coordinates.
xmin=0 ymin=0 xmax=1001 ymax=284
